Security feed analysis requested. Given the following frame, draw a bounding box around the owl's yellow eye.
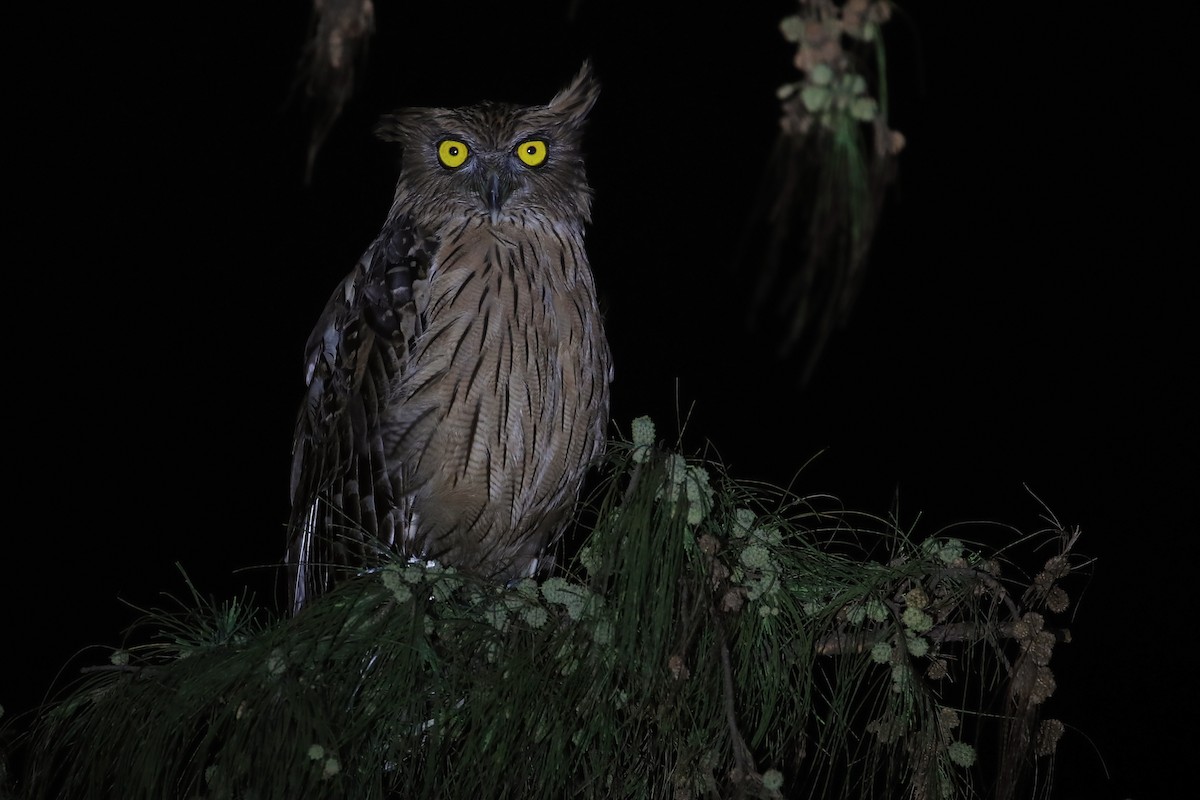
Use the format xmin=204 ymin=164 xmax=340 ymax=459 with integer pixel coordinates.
xmin=438 ymin=140 xmax=470 ymax=169
xmin=516 ymin=139 xmax=548 ymax=167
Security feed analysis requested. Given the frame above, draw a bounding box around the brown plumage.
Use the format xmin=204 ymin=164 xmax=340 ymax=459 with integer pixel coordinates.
xmin=287 ymin=63 xmax=611 ymax=613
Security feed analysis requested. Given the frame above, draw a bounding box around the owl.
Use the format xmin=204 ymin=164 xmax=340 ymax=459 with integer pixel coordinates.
xmin=287 ymin=63 xmax=612 ymax=613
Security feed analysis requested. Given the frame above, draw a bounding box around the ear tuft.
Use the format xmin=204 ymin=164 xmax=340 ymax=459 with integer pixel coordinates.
xmin=374 ymin=109 xmax=421 ymax=143
xmin=374 ymin=107 xmax=436 ymax=143
xmin=547 ymin=60 xmax=600 ymax=126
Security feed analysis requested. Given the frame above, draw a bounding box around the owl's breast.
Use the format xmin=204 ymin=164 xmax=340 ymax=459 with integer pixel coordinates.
xmin=382 ymin=221 xmax=610 ymax=576
xmin=410 ymin=224 xmax=596 ymax=429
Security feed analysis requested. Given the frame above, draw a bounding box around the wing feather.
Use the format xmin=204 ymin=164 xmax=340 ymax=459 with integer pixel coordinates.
xmin=287 ymin=213 xmax=434 ymax=612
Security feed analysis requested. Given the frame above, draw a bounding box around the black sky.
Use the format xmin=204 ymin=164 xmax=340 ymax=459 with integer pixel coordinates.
xmin=6 ymin=3 xmax=1194 ymax=798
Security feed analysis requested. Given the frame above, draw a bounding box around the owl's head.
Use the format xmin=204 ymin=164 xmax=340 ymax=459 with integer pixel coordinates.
xmin=376 ymin=62 xmax=600 ymax=229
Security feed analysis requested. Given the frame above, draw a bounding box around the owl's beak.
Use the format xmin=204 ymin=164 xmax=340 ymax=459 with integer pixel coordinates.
xmin=484 ymin=170 xmax=514 ymax=217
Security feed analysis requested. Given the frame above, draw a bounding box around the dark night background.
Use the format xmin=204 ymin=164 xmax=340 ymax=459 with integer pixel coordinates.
xmin=5 ymin=2 xmax=1193 ymax=797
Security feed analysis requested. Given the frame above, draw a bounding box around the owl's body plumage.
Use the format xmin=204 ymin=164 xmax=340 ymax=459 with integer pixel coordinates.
xmin=288 ymin=64 xmax=611 ymax=612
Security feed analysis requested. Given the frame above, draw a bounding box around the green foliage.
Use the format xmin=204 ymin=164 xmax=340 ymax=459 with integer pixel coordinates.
xmin=752 ymin=1 xmax=906 ymax=383
xmin=15 ymin=417 xmax=1082 ymax=799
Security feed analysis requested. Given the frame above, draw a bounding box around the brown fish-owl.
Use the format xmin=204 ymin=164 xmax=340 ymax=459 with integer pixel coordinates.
xmin=287 ymin=63 xmax=612 ymax=612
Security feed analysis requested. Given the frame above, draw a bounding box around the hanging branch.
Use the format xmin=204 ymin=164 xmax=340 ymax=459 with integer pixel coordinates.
xmin=296 ymin=0 xmax=376 ymax=183
xmin=747 ymin=0 xmax=905 ymax=383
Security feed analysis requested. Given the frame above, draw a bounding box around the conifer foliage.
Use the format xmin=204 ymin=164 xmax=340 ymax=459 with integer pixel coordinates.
xmin=15 ymin=418 xmax=1081 ymax=799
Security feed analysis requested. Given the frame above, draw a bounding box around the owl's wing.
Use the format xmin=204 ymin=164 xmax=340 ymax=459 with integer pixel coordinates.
xmin=287 ymin=212 xmax=434 ymax=613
